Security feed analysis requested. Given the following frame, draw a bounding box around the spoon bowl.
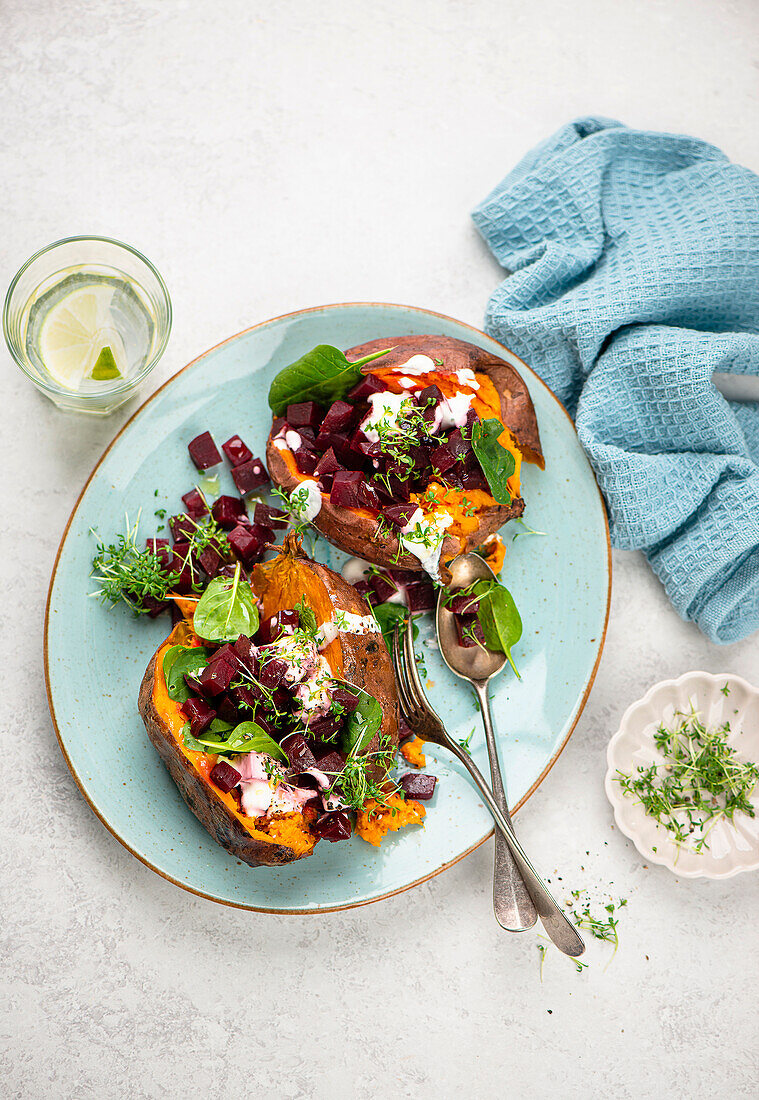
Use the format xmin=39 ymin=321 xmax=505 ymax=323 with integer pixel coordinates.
xmin=437 ymin=552 xmax=505 ymax=684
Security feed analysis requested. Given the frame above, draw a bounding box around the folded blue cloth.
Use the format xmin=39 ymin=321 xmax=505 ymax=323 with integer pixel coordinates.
xmin=472 ymin=117 xmax=759 ymax=644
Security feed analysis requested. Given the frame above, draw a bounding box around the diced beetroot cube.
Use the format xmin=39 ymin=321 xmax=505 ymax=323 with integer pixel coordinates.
xmin=400 ymin=773 xmax=437 ymax=800
xmin=446 ymin=428 xmax=471 ymax=461
xmin=347 ymin=372 xmax=386 ymax=400
xmin=281 ymin=732 xmax=317 ymax=773
xmin=181 ymin=488 xmax=208 ymax=519
xmin=266 ymin=608 xmax=298 ymax=640
xmin=405 ymin=581 xmax=436 ymax=612
xmin=188 ymin=431 xmax=222 ymax=470
xmin=458 ymin=469 xmax=490 ymax=493
xmin=222 ymin=434 xmax=253 ymax=467
xmin=330 ymin=470 xmax=363 ymax=508
xmin=465 ymin=407 xmax=478 ymax=429
xmin=198 ymin=658 xmax=236 ymax=697
xmin=253 ymin=502 xmax=288 ymax=529
xmin=217 ymin=693 xmax=242 ymax=725
xmin=198 ymin=543 xmax=224 ymax=579
xmin=228 ymin=524 xmax=265 ymax=567
xmin=307 ymin=713 xmax=343 ymax=741
xmin=232 ymin=458 xmax=270 ymax=495
xmin=298 ymin=425 xmax=317 ymax=444
xmin=331 ymin=687 xmax=361 ymax=713
xmin=314 ymin=447 xmax=342 ymax=488
xmin=294 ymin=447 xmax=320 ymax=476
xmin=143 ymin=595 xmax=169 ymax=618
xmin=233 ymin=684 xmax=264 ymax=709
xmin=210 ymin=760 xmax=242 ymax=793
xmin=416 ymin=384 xmax=444 ymax=421
xmin=385 ymin=474 xmax=411 ymax=502
xmin=331 ymin=470 xmax=378 ymax=511
xmin=388 ymin=568 xmax=421 ymax=585
xmin=321 ymin=400 xmax=355 ymax=434
xmin=231 ymin=638 xmax=257 ymax=668
xmin=212 ymin=495 xmax=247 ymax=529
xmin=383 ymin=502 xmax=418 ymax=529
xmin=313 ymin=811 xmax=352 ymax=842
xmin=272 ymin=416 xmax=287 ymax=436
xmin=314 ymin=750 xmax=346 ymax=774
xmin=448 ymin=592 xmax=481 ymax=614
xmin=350 ymin=430 xmax=383 ymax=460
xmin=353 ymin=578 xmax=373 ymax=599
xmin=370 ymin=572 xmax=400 ymax=603
xmin=170 ymin=514 xmax=197 ymax=542
xmin=430 ymin=443 xmax=460 ymax=476
xmin=146 ymin=538 xmax=173 ymax=569
xmin=455 ymin=614 xmax=485 ymax=648
xmin=314 ymin=430 xmax=354 ymax=461
xmin=259 ymin=656 xmax=288 ymax=688
xmin=181 ymin=696 xmax=215 ymax=737
xmin=398 ymin=715 xmax=414 ymax=741
xmin=286 ymin=401 xmax=322 ymax=430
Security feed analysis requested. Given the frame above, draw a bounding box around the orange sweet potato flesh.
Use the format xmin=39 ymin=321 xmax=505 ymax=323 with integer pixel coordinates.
xmin=137 ymin=539 xmax=399 ymax=867
xmin=266 ymin=334 xmax=543 ymax=574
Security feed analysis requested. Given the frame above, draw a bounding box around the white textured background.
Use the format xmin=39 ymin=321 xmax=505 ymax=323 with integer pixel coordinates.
xmin=3 ymin=1 xmax=759 ymax=1097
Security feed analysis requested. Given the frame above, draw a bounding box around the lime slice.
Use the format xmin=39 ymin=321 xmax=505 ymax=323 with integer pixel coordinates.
xmin=37 ymin=284 xmax=127 ymax=390
xmin=90 ymin=346 xmax=122 ymax=380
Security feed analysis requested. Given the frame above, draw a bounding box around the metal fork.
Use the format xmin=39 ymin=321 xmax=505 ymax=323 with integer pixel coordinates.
xmin=393 ymin=625 xmax=585 ymax=958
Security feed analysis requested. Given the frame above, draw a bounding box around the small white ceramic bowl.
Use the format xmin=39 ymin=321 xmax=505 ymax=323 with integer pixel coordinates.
xmin=605 ymin=672 xmax=759 ymax=879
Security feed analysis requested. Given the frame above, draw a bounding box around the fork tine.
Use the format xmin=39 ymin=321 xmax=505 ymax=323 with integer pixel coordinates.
xmin=392 ymin=626 xmax=415 ymax=716
xmin=403 ymin=615 xmax=430 ymax=710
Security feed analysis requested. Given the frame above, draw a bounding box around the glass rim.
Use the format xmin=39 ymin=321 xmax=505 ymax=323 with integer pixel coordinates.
xmin=3 ymin=234 xmax=172 ymax=400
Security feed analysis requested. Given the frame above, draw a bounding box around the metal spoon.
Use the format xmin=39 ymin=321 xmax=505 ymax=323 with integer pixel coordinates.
xmin=436 ymin=552 xmax=538 ymax=932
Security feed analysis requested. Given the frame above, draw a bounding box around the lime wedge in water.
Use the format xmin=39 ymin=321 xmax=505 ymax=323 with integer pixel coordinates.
xmin=37 ymin=284 xmax=127 ymax=390
xmin=90 ymin=346 xmax=122 ymax=380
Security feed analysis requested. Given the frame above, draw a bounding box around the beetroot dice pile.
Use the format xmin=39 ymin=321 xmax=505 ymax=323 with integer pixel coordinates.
xmin=274 ymin=375 xmax=490 ymax=521
xmin=176 ymin=603 xmax=368 ymax=842
xmin=144 ymin=430 xmax=282 ymax=615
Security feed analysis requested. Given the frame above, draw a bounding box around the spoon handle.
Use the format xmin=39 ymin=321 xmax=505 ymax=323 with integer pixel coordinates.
xmin=443 ymin=736 xmax=585 ymax=957
xmin=472 ymin=681 xmax=538 ymax=932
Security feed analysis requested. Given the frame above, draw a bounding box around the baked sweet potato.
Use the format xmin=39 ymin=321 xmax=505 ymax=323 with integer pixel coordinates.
xmin=138 ymin=538 xmax=404 ymax=867
xmin=266 ymin=334 xmax=543 ymax=580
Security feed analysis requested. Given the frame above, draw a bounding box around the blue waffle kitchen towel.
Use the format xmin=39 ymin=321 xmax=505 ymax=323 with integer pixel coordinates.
xmin=472 ymin=117 xmax=759 ymax=644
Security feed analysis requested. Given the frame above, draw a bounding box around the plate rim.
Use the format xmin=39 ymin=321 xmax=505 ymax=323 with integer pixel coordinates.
xmin=44 ymin=300 xmax=612 ymax=913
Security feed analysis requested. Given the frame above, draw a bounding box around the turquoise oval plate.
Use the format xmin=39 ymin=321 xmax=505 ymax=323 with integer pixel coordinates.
xmin=45 ymin=303 xmax=610 ymax=912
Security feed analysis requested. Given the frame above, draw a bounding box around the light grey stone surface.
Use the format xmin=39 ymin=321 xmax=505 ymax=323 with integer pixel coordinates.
xmin=2 ymin=1 xmax=759 ymax=1097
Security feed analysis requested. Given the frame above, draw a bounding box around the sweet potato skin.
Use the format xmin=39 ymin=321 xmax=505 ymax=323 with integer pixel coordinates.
xmin=266 ymin=334 xmax=541 ymax=572
xmin=138 ymin=646 xmax=305 ymax=867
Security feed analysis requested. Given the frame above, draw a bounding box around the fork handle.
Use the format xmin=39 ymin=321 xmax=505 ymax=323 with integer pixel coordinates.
xmin=473 ymin=681 xmax=538 ymax=933
xmin=444 ymin=738 xmax=585 ymax=958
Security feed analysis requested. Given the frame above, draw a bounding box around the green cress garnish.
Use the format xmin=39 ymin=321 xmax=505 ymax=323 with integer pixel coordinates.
xmin=615 ymin=704 xmax=759 ymax=852
xmin=268 ymin=344 xmax=395 ymax=416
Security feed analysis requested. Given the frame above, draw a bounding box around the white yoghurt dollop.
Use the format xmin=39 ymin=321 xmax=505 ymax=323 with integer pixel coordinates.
xmin=289 ymin=479 xmax=322 ymax=522
xmin=360 ymin=390 xmax=412 ymax=443
xmin=400 ymin=507 xmax=453 ymax=582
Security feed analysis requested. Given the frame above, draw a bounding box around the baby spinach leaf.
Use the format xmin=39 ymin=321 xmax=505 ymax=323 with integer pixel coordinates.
xmin=471 ymin=418 xmax=517 ymax=504
xmin=338 ymin=685 xmax=383 ymax=755
xmin=268 ymin=344 xmax=394 ymax=416
xmin=371 ymin=602 xmax=409 ymax=653
xmin=163 ymin=645 xmax=210 ymax=702
xmin=192 ymin=563 xmax=259 ymax=642
xmin=182 ymin=719 xmax=288 ymax=763
xmin=474 ymin=579 xmax=523 ymax=678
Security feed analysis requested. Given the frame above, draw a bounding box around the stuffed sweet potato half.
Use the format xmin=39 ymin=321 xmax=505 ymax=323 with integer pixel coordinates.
xmin=266 ymin=335 xmax=544 ymax=582
xmin=138 ymin=537 xmax=423 ymax=867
